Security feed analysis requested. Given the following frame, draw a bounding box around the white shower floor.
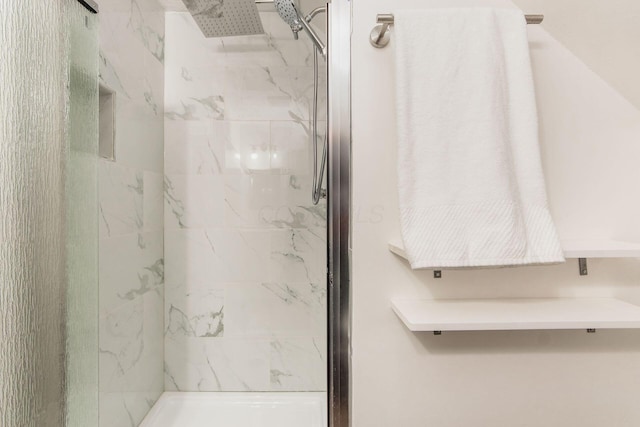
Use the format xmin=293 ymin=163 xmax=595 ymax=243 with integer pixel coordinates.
xmin=139 ymin=392 xmax=327 ymax=427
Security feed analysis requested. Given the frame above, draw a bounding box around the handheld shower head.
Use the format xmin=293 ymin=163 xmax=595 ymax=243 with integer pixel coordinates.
xmin=273 ymin=0 xmax=326 ymax=56
xmin=273 ymin=0 xmax=302 ymax=38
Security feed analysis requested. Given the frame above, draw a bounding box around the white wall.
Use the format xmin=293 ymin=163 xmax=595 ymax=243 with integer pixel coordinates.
xmin=351 ymin=1 xmax=640 ymax=426
xmin=512 ymin=0 xmax=640 ymax=111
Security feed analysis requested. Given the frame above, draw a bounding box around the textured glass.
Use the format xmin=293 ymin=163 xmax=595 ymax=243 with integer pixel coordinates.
xmin=65 ymin=1 xmax=99 ymax=426
xmin=0 ymin=1 xmax=69 ymax=425
xmin=0 ymin=1 xmax=99 ymax=425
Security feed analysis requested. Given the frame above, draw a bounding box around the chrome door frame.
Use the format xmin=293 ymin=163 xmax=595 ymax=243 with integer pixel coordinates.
xmin=327 ymin=1 xmax=351 ymax=427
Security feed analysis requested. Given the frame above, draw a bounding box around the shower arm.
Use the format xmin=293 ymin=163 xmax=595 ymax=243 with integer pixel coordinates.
xmin=293 ymin=5 xmax=327 ymax=57
xmin=305 ymin=6 xmax=326 ymax=23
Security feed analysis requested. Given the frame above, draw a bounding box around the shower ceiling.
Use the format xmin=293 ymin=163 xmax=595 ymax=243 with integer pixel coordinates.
xmin=182 ymin=0 xmax=264 ymax=37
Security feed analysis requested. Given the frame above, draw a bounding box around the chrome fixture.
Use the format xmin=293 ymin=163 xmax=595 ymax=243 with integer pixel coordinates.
xmin=182 ymin=0 xmax=264 ymax=38
xmin=370 ymin=13 xmax=545 ymax=48
xmin=370 ymin=14 xmax=393 ymax=49
xmin=311 ymin=42 xmax=328 ymax=205
xmin=298 ymin=7 xmax=327 ymax=57
xmin=307 ymin=6 xmax=327 ymax=23
xmin=274 ymin=0 xmax=327 ymax=57
xmin=579 ymin=258 xmax=589 ymax=276
xmin=274 ymin=0 xmax=328 ymax=204
xmin=526 ymin=14 xmax=545 ymax=24
xmin=306 ymin=5 xmax=328 ymax=204
xmin=274 ymin=0 xmax=303 ymax=39
xmin=326 ymin=2 xmax=351 ymax=426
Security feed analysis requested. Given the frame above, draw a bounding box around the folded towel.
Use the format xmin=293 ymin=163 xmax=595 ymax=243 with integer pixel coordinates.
xmin=394 ymin=8 xmax=565 ymax=268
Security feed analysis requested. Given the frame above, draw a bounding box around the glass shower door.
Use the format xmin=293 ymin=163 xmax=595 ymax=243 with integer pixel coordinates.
xmin=0 ymin=0 xmax=98 ymax=426
xmin=65 ymin=1 xmax=99 ymax=426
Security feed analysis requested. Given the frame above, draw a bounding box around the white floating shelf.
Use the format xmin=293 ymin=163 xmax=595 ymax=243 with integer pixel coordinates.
xmin=388 ymin=240 xmax=408 ymax=259
xmin=561 ymin=239 xmax=640 ymax=258
xmin=389 ymin=239 xmax=640 ymax=261
xmin=392 ymin=297 xmax=640 ymax=332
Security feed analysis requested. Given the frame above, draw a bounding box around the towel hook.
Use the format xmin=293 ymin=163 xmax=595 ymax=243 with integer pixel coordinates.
xmin=370 ymin=14 xmax=394 ymax=48
xmin=370 ymin=13 xmax=544 ymax=49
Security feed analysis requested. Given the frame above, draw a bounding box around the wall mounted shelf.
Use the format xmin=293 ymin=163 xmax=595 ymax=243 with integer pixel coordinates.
xmin=561 ymin=239 xmax=640 ymax=258
xmin=389 ymin=239 xmax=640 ymax=262
xmin=392 ymin=297 xmax=640 ymax=332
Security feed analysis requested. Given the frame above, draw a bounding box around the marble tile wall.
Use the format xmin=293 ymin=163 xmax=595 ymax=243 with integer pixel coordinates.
xmin=98 ymin=0 xmax=165 ymax=425
xmin=164 ymin=11 xmax=327 ymax=392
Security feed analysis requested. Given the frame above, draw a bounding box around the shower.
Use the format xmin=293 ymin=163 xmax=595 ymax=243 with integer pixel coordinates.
xmin=3 ymin=0 xmax=350 ymax=425
xmin=183 ymin=0 xmax=328 ymax=204
xmin=274 ymin=0 xmax=328 ymax=205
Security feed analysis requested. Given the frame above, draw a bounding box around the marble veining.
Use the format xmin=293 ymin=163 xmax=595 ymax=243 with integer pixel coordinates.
xmin=130 ymin=0 xmax=166 ymax=63
xmin=165 ymin=95 xmax=225 ymax=120
xmin=262 ymin=282 xmax=325 ymax=312
xmin=270 ymin=228 xmax=326 ymax=283
xmin=99 ymin=0 xmax=165 ymax=425
xmin=144 ymin=171 xmax=165 ymax=231
xmin=99 ymin=52 xmax=130 ymax=99
xmin=99 ymin=162 xmax=144 ymax=239
xmin=164 ymin=10 xmax=326 ymax=393
xmin=166 ymin=288 xmax=225 ymax=338
xmin=164 ymin=175 xmax=186 ymax=228
xmin=164 ymin=337 xmax=271 ymax=392
xmin=266 ymin=205 xmax=327 ymax=229
xmin=181 ymin=66 xmax=193 ymax=81
xmin=165 ymin=121 xmax=224 ymax=175
xmin=223 ymin=282 xmax=324 ymax=340
xmin=143 ymin=79 xmax=160 ymax=115
xmin=119 ymin=258 xmax=164 ymax=301
xmin=166 ymin=304 xmax=224 ymax=337
xmin=100 ymin=232 xmax=164 ymax=316
xmin=270 ymin=338 xmax=326 ymax=390
xmin=100 ymin=305 xmax=144 ymax=371
xmin=165 ymin=174 xmax=225 ymax=229
xmin=101 ymin=391 xmax=161 ymax=427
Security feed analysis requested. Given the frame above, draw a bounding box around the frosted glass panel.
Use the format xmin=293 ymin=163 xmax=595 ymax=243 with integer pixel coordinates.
xmin=0 ymin=1 xmax=98 ymax=426
xmin=66 ymin=1 xmax=99 ymax=426
xmin=0 ymin=1 xmax=69 ymax=425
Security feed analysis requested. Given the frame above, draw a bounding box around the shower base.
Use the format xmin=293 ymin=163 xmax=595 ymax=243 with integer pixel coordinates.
xmin=139 ymin=392 xmax=327 ymax=427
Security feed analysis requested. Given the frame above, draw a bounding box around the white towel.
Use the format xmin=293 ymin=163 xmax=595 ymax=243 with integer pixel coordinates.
xmin=394 ymin=8 xmax=565 ymax=269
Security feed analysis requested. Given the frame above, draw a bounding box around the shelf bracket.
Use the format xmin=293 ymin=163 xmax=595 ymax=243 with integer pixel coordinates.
xmin=434 ymin=270 xmax=442 ymax=279
xmin=579 ymin=258 xmax=588 ymax=276
xmin=433 ymin=331 xmax=442 ymax=336
xmin=587 ymin=328 xmax=596 ymax=333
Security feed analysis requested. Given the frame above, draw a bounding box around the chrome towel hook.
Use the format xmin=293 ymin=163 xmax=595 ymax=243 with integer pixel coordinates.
xmin=370 ymin=14 xmax=394 ymax=48
xmin=370 ymin=13 xmax=544 ymax=49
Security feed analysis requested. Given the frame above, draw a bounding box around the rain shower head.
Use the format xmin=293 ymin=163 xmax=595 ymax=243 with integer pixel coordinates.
xmin=182 ymin=0 xmax=264 ymax=38
xmin=273 ymin=0 xmax=303 ymax=38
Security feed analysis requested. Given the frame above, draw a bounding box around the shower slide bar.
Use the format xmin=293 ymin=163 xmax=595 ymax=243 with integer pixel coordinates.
xmin=370 ymin=13 xmax=544 ymax=48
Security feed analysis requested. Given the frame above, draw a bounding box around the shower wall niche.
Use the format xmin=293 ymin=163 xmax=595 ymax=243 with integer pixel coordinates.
xmin=163 ymin=9 xmax=327 ymax=392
